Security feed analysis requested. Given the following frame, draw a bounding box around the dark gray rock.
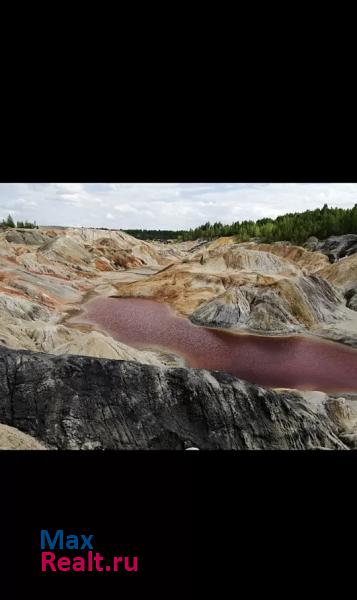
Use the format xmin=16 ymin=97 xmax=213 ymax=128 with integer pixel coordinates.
xmin=190 ymin=288 xmax=251 ymax=329
xmin=345 ymin=288 xmax=357 ymax=311
xmin=0 ymin=346 xmax=347 ymax=450
xmin=316 ymin=234 xmax=357 ymax=262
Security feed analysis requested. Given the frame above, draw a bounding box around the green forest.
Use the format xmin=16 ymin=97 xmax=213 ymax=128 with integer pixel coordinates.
xmin=125 ymin=204 xmax=357 ymax=244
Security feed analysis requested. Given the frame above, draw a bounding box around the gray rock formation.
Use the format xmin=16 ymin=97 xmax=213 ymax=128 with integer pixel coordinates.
xmin=189 ymin=275 xmax=345 ymax=334
xmin=5 ymin=229 xmax=50 ymax=245
xmin=0 ymin=346 xmax=348 ymax=450
xmin=325 ymin=396 xmax=357 ymax=448
xmin=190 ymin=287 xmax=252 ymax=329
xmin=346 ymin=288 xmax=357 ymax=311
xmin=304 ymin=236 xmax=319 ymax=251
xmin=190 ymin=286 xmax=301 ymax=333
xmin=316 ymin=234 xmax=357 ymax=262
xmin=297 ymin=275 xmax=345 ymax=321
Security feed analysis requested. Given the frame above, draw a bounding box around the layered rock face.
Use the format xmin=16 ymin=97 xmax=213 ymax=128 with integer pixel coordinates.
xmin=0 ymin=346 xmax=352 ymax=450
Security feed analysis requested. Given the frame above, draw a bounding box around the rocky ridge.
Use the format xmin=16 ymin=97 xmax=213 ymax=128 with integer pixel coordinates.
xmin=0 ymin=345 xmax=355 ymax=450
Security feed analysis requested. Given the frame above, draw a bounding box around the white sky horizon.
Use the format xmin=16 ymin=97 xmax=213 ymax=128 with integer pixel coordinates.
xmin=0 ymin=183 xmax=356 ymax=230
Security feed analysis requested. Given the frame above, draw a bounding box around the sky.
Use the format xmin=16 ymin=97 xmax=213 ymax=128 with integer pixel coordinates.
xmin=0 ymin=183 xmax=356 ymax=230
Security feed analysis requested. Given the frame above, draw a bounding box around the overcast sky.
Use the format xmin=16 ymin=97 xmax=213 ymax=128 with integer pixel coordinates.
xmin=0 ymin=183 xmax=356 ymax=230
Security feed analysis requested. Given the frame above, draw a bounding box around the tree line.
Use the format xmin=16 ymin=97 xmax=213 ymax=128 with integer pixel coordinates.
xmin=124 ymin=229 xmax=187 ymax=241
xmin=1 ymin=214 xmax=38 ymax=229
xmin=125 ymin=204 xmax=357 ymax=244
xmin=1 ymin=204 xmax=357 ymax=243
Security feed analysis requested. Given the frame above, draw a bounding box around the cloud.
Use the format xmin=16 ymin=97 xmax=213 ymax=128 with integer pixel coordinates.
xmin=0 ymin=183 xmax=356 ymax=229
xmin=114 ymin=203 xmax=139 ymax=214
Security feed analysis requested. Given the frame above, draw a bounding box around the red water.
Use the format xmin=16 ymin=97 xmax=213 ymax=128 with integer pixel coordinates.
xmin=74 ymin=297 xmax=357 ymax=392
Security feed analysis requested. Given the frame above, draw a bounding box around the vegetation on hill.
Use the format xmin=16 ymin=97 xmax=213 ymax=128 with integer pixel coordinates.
xmin=125 ymin=204 xmax=357 ymax=244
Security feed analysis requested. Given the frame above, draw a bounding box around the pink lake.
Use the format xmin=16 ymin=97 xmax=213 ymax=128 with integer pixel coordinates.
xmin=72 ymin=296 xmax=357 ymax=392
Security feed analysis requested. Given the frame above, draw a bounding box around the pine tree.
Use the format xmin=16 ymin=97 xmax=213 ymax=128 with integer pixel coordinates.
xmin=5 ymin=214 xmax=15 ymax=228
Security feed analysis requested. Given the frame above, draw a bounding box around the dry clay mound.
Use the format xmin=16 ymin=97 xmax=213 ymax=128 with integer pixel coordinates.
xmin=0 ymin=227 xmax=172 ymax=311
xmin=0 ymin=424 xmax=46 ymax=449
xmin=1 ymin=227 xmax=171 ymax=275
xmin=319 ymin=252 xmax=357 ymax=292
xmin=38 ymin=229 xmax=171 ymax=273
xmin=193 ymin=244 xmax=302 ymax=276
xmin=67 ymin=227 xmax=144 ymax=247
xmin=91 ymin=237 xmax=169 ymax=270
xmin=239 ymin=241 xmax=329 ymax=273
xmin=39 ymin=235 xmax=93 ymax=267
xmin=0 ymin=236 xmax=17 ymax=257
xmin=67 ymin=228 xmax=173 ymax=268
xmin=0 ymin=262 xmax=83 ymax=306
xmin=0 ymin=294 xmax=162 ymax=365
xmin=318 ymin=253 xmax=357 ymax=314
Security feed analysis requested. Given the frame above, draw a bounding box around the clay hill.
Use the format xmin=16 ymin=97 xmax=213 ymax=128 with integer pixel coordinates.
xmin=114 ymin=235 xmax=357 ymax=347
xmin=0 ymin=226 xmax=357 ymax=449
